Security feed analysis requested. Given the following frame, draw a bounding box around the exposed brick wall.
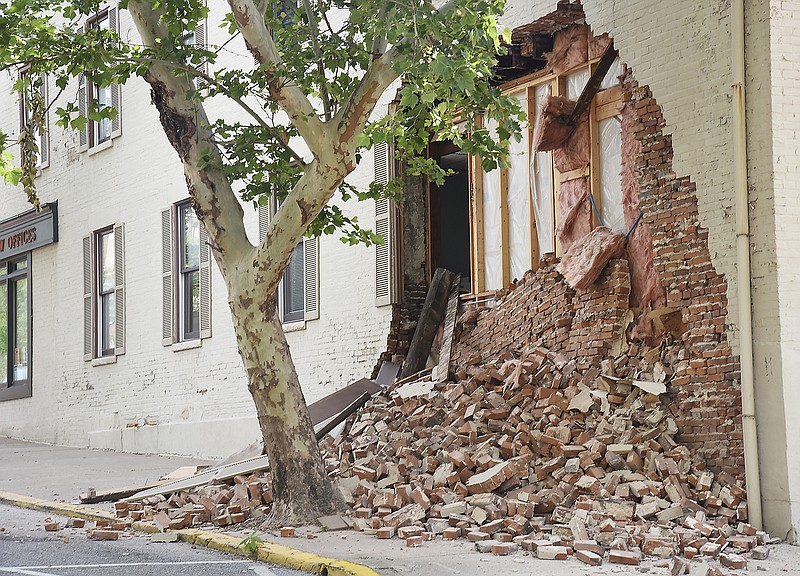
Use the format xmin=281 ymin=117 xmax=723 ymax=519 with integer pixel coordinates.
xmin=624 ymin=77 xmax=743 ymax=475
xmin=452 ymin=257 xmax=630 ymax=368
xmin=446 ymin=13 xmax=743 ymax=479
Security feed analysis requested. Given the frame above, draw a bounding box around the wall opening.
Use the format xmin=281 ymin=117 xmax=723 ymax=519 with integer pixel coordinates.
xmin=429 ymin=141 xmax=471 ymax=293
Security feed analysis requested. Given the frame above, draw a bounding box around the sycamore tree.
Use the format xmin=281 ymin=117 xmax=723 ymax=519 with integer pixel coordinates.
xmin=0 ymin=0 xmax=522 ymax=523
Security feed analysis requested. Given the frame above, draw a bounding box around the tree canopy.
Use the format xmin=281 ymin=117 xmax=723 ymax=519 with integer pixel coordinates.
xmin=1 ymin=0 xmax=523 ymax=237
xmin=0 ymin=0 xmax=524 ymax=523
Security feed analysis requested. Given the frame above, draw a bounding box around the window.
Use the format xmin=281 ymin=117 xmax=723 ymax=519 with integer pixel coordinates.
xmin=467 ymin=54 xmax=624 ymax=292
xmin=162 ymin=202 xmax=211 ymax=346
xmin=78 ymin=7 xmax=121 ymax=151
xmin=0 ymin=257 xmax=32 ymax=401
xmin=83 ymin=225 xmax=125 ymax=361
xmin=97 ymin=229 xmax=116 ymax=356
xmin=19 ymin=68 xmax=49 ymax=170
xmin=258 ymin=199 xmax=319 ymax=324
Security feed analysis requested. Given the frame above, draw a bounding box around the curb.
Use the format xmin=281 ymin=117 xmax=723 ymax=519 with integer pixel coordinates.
xmin=0 ymin=491 xmax=379 ymax=576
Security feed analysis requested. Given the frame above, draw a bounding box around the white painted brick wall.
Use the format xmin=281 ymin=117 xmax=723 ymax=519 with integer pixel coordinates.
xmin=0 ymin=6 xmax=391 ymax=458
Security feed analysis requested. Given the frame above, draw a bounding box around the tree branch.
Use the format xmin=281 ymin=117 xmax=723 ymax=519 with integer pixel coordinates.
xmin=124 ymin=56 xmax=306 ymax=165
xmin=301 ymin=0 xmax=332 ymax=121
xmin=227 ymin=0 xmax=329 ymax=157
xmin=127 ymin=0 xmax=253 ymax=271
xmin=334 ymin=46 xmax=401 ymax=148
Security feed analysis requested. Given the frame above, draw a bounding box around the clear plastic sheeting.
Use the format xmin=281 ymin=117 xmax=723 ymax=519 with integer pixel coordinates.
xmin=600 ymin=56 xmax=623 ymax=90
xmin=599 ymin=115 xmax=624 ymax=233
xmin=531 ymin=84 xmax=554 ymax=257
xmin=566 ymin=68 xmax=590 ymax=100
xmin=508 ymin=92 xmax=532 ymax=281
xmin=483 ymin=118 xmax=503 ymax=290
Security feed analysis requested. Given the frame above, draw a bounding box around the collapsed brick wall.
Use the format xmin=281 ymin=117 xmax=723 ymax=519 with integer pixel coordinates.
xmin=453 ymin=256 xmax=630 ymax=366
xmin=623 ymin=76 xmax=743 ymax=475
xmin=447 ymin=69 xmax=743 ymax=478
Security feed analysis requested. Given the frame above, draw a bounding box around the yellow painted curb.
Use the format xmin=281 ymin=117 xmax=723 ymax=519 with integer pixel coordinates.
xmin=0 ymin=491 xmax=380 ymax=576
xmin=0 ymin=491 xmax=115 ymax=522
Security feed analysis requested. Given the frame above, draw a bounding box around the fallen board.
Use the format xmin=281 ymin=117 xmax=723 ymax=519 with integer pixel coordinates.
xmin=127 ymin=378 xmax=383 ymax=502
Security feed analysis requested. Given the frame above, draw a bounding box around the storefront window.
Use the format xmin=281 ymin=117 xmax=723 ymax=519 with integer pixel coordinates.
xmin=0 ymin=256 xmax=32 ymax=401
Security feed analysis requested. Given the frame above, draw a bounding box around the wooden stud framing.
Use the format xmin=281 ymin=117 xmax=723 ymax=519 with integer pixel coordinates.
xmin=589 ymin=61 xmax=602 ymax=229
xmin=471 ymin=115 xmax=485 ymax=293
xmin=526 ymin=85 xmax=539 ymax=271
xmin=499 ymin=166 xmax=510 ymax=287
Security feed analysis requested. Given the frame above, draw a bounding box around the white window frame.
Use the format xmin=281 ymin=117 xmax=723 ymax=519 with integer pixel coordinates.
xmin=83 ymin=224 xmax=125 ymax=362
xmin=78 ymin=5 xmax=121 ymax=154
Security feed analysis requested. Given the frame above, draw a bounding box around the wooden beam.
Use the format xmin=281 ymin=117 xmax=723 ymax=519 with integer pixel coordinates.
xmin=527 ymin=85 xmax=539 ymax=271
xmin=565 ymin=45 xmax=618 ymax=125
xmin=399 ymin=268 xmax=459 ymax=379
xmin=499 ymin=166 xmax=510 ymax=287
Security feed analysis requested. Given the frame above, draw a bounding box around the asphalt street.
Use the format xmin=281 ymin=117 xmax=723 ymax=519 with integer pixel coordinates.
xmin=0 ymin=505 xmax=304 ymax=576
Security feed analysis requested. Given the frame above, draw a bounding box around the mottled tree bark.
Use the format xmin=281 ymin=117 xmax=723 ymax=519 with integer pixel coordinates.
xmin=233 ymin=292 xmax=345 ymax=522
xmin=127 ymin=0 xmax=399 ymax=524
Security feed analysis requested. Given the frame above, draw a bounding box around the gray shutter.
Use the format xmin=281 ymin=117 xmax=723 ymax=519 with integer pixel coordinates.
xmin=374 ymin=142 xmax=393 ymax=306
xmin=108 ymin=6 xmax=121 ymax=139
xmin=258 ymin=201 xmax=271 ymax=243
xmin=303 ymin=236 xmax=319 ymax=321
xmin=161 ymin=208 xmax=174 ymax=345
xmin=113 ymin=223 xmax=125 ymax=355
xmin=194 ymin=17 xmax=207 ymax=75
xmin=77 ymin=74 xmax=88 ymax=151
xmin=83 ymin=235 xmax=93 ymax=360
xmin=199 ymin=222 xmax=212 ymax=339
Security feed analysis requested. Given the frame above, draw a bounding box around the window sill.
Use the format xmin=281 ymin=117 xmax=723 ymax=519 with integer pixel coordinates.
xmin=0 ymin=383 xmax=32 ymax=402
xmin=91 ymin=355 xmax=117 ymax=367
xmin=172 ymin=339 xmax=202 ymax=352
xmin=87 ymin=138 xmax=114 ymax=156
xmin=282 ymin=320 xmax=306 ymax=333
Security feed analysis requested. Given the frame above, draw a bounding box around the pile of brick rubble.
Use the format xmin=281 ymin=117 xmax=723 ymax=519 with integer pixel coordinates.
xmin=115 ymin=339 xmax=773 ymax=573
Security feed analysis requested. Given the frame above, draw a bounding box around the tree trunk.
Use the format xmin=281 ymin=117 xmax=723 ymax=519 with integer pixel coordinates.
xmin=230 ymin=290 xmax=346 ymax=524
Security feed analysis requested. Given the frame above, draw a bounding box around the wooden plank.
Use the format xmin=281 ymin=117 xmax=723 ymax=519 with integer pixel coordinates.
xmin=471 ymin=142 xmax=485 ymax=293
xmin=556 ymin=165 xmax=590 ymax=184
xmin=432 ymin=275 xmax=460 ymax=383
xmin=595 ymin=86 xmax=622 ymax=107
xmin=565 ymin=45 xmax=618 ymax=125
xmin=399 ymin=268 xmax=459 ymax=379
xmin=552 ymin=79 xmax=562 ymax=256
xmin=307 ymin=378 xmax=382 ymax=425
xmin=590 ymin=66 xmax=602 ymax=230
xmin=499 ymin=167 xmax=510 ymax=287
xmin=527 ymin=85 xmax=539 ymax=271
xmin=81 ymin=483 xmax=164 ymax=504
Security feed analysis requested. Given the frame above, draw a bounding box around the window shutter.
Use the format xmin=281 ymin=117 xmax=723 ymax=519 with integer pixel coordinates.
xmin=161 ymin=208 xmax=174 ymax=345
xmin=113 ymin=223 xmax=125 ymax=355
xmin=83 ymin=235 xmax=93 ymax=360
xmin=303 ymin=236 xmax=319 ymax=321
xmin=37 ymin=76 xmax=49 ymax=168
xmin=109 ymin=83 xmax=121 ymax=139
xmin=108 ymin=5 xmax=121 ymax=139
xmin=77 ymin=75 xmax=88 ymax=151
xmin=258 ymin=202 xmax=271 ymax=243
xmin=194 ymin=17 xmax=207 ymax=75
xmin=374 ymin=142 xmax=394 ymax=306
xmin=199 ymin=221 xmax=212 ymax=339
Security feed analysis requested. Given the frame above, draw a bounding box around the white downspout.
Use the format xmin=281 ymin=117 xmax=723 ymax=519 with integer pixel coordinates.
xmin=732 ymin=0 xmax=763 ymax=529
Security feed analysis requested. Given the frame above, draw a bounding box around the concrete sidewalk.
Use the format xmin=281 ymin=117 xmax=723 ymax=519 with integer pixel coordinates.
xmin=2 ymin=436 xmax=799 ymax=576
